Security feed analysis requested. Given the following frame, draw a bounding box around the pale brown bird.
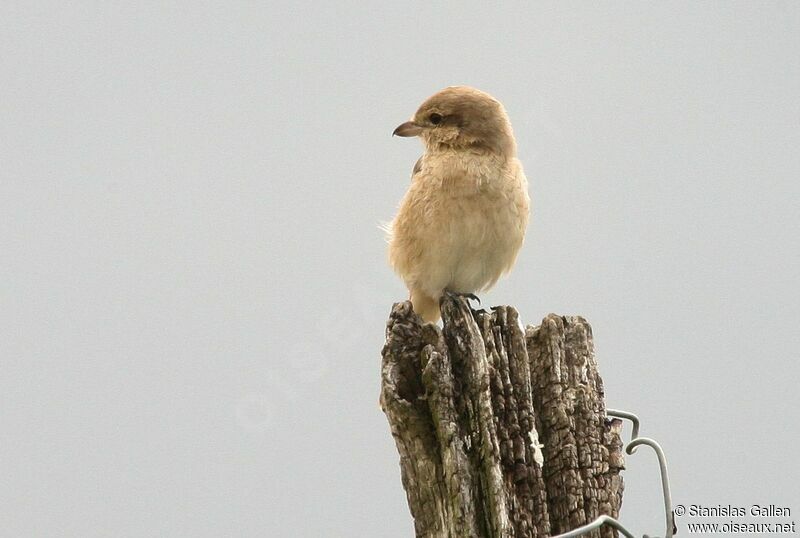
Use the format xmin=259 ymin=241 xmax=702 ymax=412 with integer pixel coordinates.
xmin=386 ymin=86 xmax=530 ymax=322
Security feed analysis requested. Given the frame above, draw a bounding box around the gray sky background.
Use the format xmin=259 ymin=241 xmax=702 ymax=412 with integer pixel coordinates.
xmin=2 ymin=2 xmax=799 ymax=537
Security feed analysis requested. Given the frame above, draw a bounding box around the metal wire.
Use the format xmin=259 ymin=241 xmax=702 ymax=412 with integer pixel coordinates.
xmin=607 ymin=408 xmax=640 ymax=446
xmin=549 ymin=409 xmax=674 ymax=538
xmin=550 ymin=515 xmax=635 ymax=538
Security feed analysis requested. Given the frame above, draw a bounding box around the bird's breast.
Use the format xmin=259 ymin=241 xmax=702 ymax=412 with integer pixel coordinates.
xmin=421 ymin=151 xmax=504 ymax=195
xmin=389 ymin=151 xmax=529 ymax=298
xmin=410 ymin=152 xmax=527 ymax=271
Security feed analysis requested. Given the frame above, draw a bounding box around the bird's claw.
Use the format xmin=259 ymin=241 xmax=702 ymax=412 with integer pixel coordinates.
xmin=462 ymin=293 xmax=481 ymax=305
xmin=444 ymin=290 xmax=482 ymax=306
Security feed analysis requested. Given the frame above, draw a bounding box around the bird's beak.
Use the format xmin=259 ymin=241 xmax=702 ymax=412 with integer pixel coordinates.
xmin=393 ymin=121 xmax=424 ymax=137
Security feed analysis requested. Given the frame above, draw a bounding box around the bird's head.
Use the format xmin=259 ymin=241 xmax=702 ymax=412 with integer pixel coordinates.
xmin=393 ymin=86 xmax=516 ymax=156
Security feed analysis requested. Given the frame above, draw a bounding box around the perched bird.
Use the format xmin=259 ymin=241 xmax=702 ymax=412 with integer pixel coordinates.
xmin=386 ymin=86 xmax=530 ymax=322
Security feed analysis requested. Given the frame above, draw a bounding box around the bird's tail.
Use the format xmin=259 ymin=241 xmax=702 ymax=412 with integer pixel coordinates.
xmin=410 ymin=288 xmax=441 ymax=323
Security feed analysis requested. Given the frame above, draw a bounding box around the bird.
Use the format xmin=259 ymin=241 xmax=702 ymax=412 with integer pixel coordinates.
xmin=385 ymin=86 xmax=530 ymax=322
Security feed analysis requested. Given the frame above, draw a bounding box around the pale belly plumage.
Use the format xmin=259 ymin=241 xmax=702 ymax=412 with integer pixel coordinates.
xmin=416 ymin=191 xmax=524 ymax=296
xmin=388 ymin=151 xmax=529 ymax=302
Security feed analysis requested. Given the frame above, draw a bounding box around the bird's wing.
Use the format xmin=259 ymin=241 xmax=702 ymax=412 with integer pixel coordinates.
xmin=411 ymin=156 xmax=423 ymax=180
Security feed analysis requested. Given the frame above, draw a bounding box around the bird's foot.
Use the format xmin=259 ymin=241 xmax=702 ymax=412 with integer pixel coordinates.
xmin=444 ymin=289 xmax=481 ymax=306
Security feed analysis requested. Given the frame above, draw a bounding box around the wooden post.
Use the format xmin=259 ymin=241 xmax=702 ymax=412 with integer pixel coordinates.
xmin=380 ymin=295 xmax=625 ymax=538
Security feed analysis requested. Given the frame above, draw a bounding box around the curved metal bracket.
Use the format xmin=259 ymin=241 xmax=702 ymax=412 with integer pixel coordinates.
xmin=550 ymin=409 xmax=675 ymax=538
xmin=551 ymin=514 xmax=636 ymax=538
xmin=609 ymin=408 xmax=675 ymax=538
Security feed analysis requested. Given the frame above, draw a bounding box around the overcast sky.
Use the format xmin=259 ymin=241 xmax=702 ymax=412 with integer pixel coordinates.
xmin=2 ymin=2 xmax=799 ymax=537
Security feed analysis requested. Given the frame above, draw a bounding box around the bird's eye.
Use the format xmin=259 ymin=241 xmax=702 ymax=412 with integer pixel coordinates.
xmin=429 ymin=113 xmax=443 ymax=125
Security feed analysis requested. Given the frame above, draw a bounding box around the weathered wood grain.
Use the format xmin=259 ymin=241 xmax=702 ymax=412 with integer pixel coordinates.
xmin=381 ymin=295 xmax=624 ymax=537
